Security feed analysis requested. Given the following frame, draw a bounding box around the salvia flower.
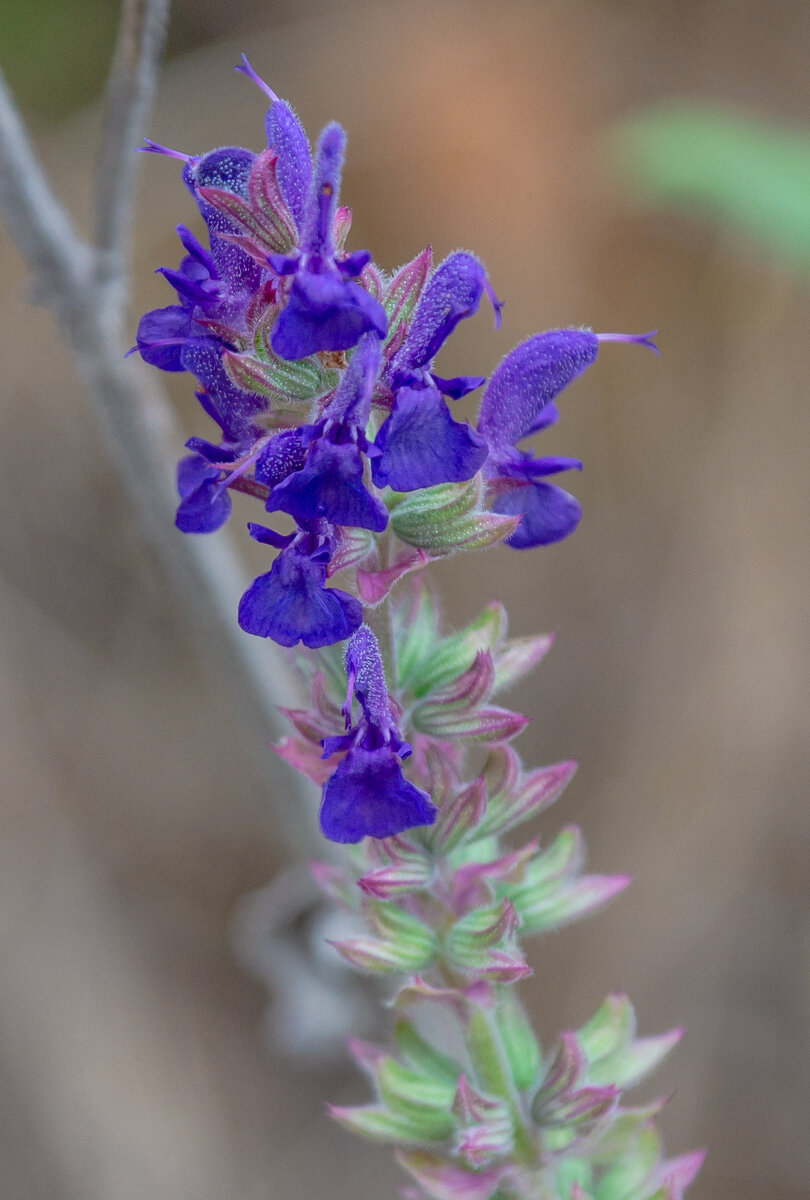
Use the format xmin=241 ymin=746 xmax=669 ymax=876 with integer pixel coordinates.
xmin=478 ymin=328 xmax=658 ymax=547
xmin=319 ymin=625 xmax=436 ymax=842
xmin=268 ymin=122 xmax=388 ymax=360
xmin=370 ymin=252 xmax=498 ymax=492
xmin=238 ymin=522 xmax=362 ymax=648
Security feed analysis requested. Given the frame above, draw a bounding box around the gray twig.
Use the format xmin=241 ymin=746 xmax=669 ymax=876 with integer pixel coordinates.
xmin=0 ymin=69 xmax=93 ymax=296
xmin=95 ymin=0 xmax=170 ymax=271
xmin=0 ymin=10 xmax=318 ymax=857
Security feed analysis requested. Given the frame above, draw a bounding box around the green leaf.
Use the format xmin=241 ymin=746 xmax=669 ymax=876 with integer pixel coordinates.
xmin=614 ymin=102 xmax=810 ymax=268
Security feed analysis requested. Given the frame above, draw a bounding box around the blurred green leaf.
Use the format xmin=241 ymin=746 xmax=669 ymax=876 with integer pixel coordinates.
xmin=613 ymin=101 xmax=810 ymax=267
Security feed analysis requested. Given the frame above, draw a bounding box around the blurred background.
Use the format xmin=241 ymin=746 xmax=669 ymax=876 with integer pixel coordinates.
xmin=1 ymin=0 xmax=809 ymax=1197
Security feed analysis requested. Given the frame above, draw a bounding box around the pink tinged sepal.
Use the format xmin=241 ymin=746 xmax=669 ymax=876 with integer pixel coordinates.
xmin=382 ymin=247 xmax=433 ymax=352
xmin=330 ymin=900 xmax=436 ymax=973
xmin=532 ymin=1038 xmax=618 ymax=1128
xmin=394 ymin=1019 xmax=465 ymax=1085
xmin=357 ymin=549 xmax=431 ymax=605
xmin=413 ymin=704 xmax=528 ymax=744
xmin=347 ymin=1036 xmax=388 ymax=1077
xmin=501 ymin=825 xmax=630 ymax=935
xmin=329 ymin=935 xmax=435 ymax=974
xmin=273 ymin=736 xmax=333 ymax=785
xmin=198 ymin=150 xmax=297 ymax=258
xmin=533 ymin=1032 xmax=586 ymax=1110
xmin=396 ymin=1151 xmax=509 ymax=1200
xmin=653 ymin=1150 xmax=707 ymax=1200
xmin=452 ymin=1076 xmax=514 ymax=1167
xmin=445 ymin=898 xmax=532 ymax=983
xmin=327 ymin=526 xmax=377 ymax=576
xmin=391 ymin=478 xmax=519 ymax=555
xmin=412 ymin=601 xmax=507 ymax=699
xmin=576 ymin=992 xmax=684 ymax=1090
xmin=222 ymin=350 xmax=312 ymax=404
xmin=333 ymin=205 xmax=353 ymax=250
xmin=358 ymin=858 xmax=433 ymax=899
xmin=309 ymin=860 xmax=360 ymax=909
xmin=491 ymin=632 xmax=555 ymax=695
xmin=426 ymin=778 xmax=487 ymax=854
xmin=394 ymin=976 xmax=495 ymax=1024
xmin=278 ymin=704 xmax=331 ymax=743
xmin=391 ymin=580 xmax=441 ymax=693
xmin=375 ymin=1059 xmax=457 ymax=1138
xmin=479 ymin=759 xmax=577 ymax=839
xmin=416 ymin=650 xmax=495 ymax=714
xmin=540 ymin=1085 xmax=619 ymax=1128
xmin=450 ymin=840 xmax=539 ymax=911
xmin=328 ymin=1104 xmax=447 ymax=1145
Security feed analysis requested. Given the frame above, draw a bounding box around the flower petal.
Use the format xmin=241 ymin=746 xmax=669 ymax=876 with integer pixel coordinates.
xmin=174 ymin=455 xmax=232 ymax=533
xmin=320 ymin=746 xmax=436 ymax=843
xmin=492 ymin=480 xmax=582 ymax=548
xmin=268 ymin=440 xmax=388 ymax=531
xmin=238 ymin=547 xmax=362 ymax=646
xmin=271 ymin=272 xmax=387 ymax=360
xmin=372 ymin=386 xmax=487 ymax=492
xmin=478 ymin=329 xmax=599 ymax=450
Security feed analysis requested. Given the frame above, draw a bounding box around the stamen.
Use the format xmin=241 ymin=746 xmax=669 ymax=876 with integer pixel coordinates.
xmin=138 ymin=139 xmax=193 ymax=162
xmin=483 ymin=275 xmax=504 ymax=330
xmin=234 ymin=54 xmax=279 ymax=103
xmin=597 ymin=330 xmax=659 ymax=355
xmin=213 ymin=436 xmax=273 ymax=497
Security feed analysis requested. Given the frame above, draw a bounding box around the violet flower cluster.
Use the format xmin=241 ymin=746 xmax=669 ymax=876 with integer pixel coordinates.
xmin=135 ymin=59 xmax=653 ymax=845
xmin=135 ymin=61 xmax=701 ymax=1200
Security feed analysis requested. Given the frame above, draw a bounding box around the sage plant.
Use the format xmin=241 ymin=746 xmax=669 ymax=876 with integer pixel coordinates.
xmin=135 ymin=58 xmax=704 ymax=1200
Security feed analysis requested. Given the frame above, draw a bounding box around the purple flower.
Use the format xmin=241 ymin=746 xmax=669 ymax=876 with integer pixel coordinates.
xmin=370 ymin=252 xmax=498 ymax=491
xmin=269 ymin=124 xmax=387 ymax=360
xmin=181 ymin=336 xmax=267 ymax=446
xmin=391 ymin=251 xmax=501 ymax=386
xmin=266 ymin=334 xmax=388 ymax=530
xmin=133 ymin=225 xmax=228 ymax=371
xmin=133 ymin=303 xmax=196 ymax=372
xmin=370 ymin=385 xmax=487 ymax=492
xmin=478 ymin=328 xmax=657 ymax=547
xmin=238 ymin=523 xmax=362 ymax=648
xmin=175 ymin=452 xmax=233 ymax=533
xmin=320 ymin=626 xmax=436 ymax=843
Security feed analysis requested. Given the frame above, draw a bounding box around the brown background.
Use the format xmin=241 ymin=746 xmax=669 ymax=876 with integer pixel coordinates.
xmin=1 ymin=1 xmax=808 ymax=1197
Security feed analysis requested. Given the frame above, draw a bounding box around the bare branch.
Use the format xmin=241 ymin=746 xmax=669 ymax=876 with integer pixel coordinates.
xmin=95 ymin=0 xmax=171 ymax=268
xmin=0 ymin=67 xmax=93 ymax=294
xmin=0 ymin=22 xmax=320 ymax=857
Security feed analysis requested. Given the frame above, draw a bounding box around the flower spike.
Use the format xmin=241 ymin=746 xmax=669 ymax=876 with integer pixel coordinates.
xmin=133 ymin=66 xmax=699 ymax=1200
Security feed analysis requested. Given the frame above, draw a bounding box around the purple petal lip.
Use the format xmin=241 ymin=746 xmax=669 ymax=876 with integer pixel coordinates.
xmin=238 ymin=542 xmax=362 ymax=648
xmin=267 ymin=439 xmax=389 ymax=532
xmin=174 ymin=454 xmax=232 ymax=533
xmin=371 ymin=386 xmax=488 ymax=492
xmin=270 ymin=271 xmax=387 ymax=360
xmin=492 ymin=480 xmax=582 ymax=549
xmin=319 ymin=746 xmax=436 ymax=843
